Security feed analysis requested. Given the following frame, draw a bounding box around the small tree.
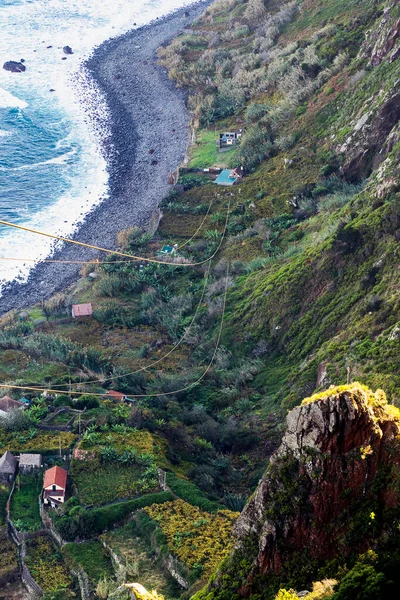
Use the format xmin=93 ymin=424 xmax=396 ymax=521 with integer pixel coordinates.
xmin=244 ymin=0 xmax=266 ymax=22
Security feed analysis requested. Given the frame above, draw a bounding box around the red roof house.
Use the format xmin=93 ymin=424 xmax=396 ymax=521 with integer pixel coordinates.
xmin=71 ymin=303 xmax=93 ymax=318
xmin=43 ymin=466 xmax=68 ymax=506
xmin=105 ymin=390 xmax=127 ymax=402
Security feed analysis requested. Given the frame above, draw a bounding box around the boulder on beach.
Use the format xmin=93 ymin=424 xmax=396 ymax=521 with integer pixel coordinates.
xmin=63 ymin=45 xmax=73 ymax=55
xmin=3 ymin=61 xmax=26 ymax=73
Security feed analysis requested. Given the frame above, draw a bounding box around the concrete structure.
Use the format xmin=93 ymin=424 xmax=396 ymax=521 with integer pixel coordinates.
xmin=216 ymin=129 xmax=243 ymax=151
xmin=71 ymin=303 xmax=93 ymax=318
xmin=19 ymin=453 xmax=42 ymax=473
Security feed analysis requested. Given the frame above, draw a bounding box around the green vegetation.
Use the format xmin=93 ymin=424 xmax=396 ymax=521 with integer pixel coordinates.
xmin=71 ymin=462 xmax=158 ymax=505
xmin=101 ymin=525 xmax=183 ymax=599
xmin=63 ymin=541 xmax=113 ymax=584
xmin=166 ymin=472 xmax=225 ymax=512
xmin=0 ymin=530 xmax=18 ymax=580
xmin=54 ymin=491 xmax=174 ymax=541
xmin=25 ymin=536 xmax=74 ymax=593
xmin=189 ymin=130 xmax=238 ymax=169
xmin=10 ymin=473 xmax=42 ymax=532
xmin=0 ymin=485 xmax=8 ymax=526
xmin=1 ymin=0 xmax=400 ymax=598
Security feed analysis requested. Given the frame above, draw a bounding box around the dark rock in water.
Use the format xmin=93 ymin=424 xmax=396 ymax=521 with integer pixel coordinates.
xmin=61 ymin=57 xmax=67 ymax=61
xmin=63 ymin=45 xmax=73 ymax=55
xmin=47 ymin=45 xmax=53 ymax=49
xmin=20 ymin=59 xmax=25 ymax=63
xmin=3 ymin=61 xmax=26 ymax=73
xmin=49 ymin=89 xmax=55 ymax=92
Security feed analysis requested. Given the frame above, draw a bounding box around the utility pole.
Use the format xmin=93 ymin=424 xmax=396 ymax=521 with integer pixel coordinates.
xmin=59 ymin=436 xmax=62 ymax=458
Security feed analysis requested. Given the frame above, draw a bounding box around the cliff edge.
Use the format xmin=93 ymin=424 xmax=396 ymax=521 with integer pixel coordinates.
xmin=194 ymin=384 xmax=400 ymax=599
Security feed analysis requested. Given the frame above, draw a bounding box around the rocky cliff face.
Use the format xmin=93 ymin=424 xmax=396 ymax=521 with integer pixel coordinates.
xmin=338 ymin=3 xmax=400 ymax=181
xmin=196 ymin=385 xmax=400 ymax=599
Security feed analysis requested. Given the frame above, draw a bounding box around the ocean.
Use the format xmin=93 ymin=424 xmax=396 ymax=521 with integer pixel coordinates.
xmin=0 ymin=0 xmax=196 ymax=292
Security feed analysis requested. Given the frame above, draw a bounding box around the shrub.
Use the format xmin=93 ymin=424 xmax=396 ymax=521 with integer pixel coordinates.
xmin=74 ymin=395 xmax=99 ymax=410
xmin=244 ymin=0 xmax=266 ymax=21
xmin=239 ymin=125 xmax=274 ymax=170
xmin=244 ymin=102 xmax=270 ymax=124
xmin=332 ymin=563 xmax=387 ymax=600
xmin=0 ymin=409 xmax=33 ymax=432
xmin=166 ymin=472 xmax=224 ymax=512
xmin=54 ymin=395 xmax=73 ymax=408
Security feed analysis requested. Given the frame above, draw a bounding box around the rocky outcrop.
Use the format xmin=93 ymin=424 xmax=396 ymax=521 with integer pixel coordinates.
xmin=203 ymin=385 xmax=400 ymax=599
xmin=3 ymin=60 xmax=26 ymax=73
xmin=360 ymin=3 xmax=400 ymax=66
xmin=336 ymin=3 xmax=400 ymax=180
xmin=63 ymin=45 xmax=73 ymax=54
xmin=338 ymin=87 xmax=400 ymax=180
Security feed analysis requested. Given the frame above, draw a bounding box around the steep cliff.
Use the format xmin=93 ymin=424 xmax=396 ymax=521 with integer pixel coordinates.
xmin=194 ymin=384 xmax=400 ymax=599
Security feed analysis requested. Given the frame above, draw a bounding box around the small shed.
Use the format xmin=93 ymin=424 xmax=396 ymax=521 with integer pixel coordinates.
xmin=72 ymin=303 xmax=93 ymax=319
xmin=0 ymin=451 xmax=17 ymax=482
xmin=19 ymin=453 xmax=42 ymax=473
xmin=157 ymin=245 xmax=178 ymax=256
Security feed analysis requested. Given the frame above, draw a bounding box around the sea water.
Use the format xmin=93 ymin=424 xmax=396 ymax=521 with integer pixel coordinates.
xmin=0 ymin=0 xmax=197 ymax=292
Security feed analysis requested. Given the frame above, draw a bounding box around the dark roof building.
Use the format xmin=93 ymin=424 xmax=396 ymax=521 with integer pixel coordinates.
xmin=0 ymin=451 xmax=17 ymax=481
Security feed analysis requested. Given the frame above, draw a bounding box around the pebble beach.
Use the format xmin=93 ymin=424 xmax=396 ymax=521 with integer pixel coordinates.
xmin=0 ymin=1 xmax=210 ymax=315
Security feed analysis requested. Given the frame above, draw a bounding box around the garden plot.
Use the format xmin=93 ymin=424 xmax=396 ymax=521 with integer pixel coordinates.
xmin=10 ymin=473 xmax=42 ymax=532
xmin=25 ymin=536 xmax=75 ymax=595
xmin=63 ymin=541 xmax=113 ymax=586
xmin=143 ymin=500 xmax=239 ymax=577
xmin=101 ymin=524 xmax=182 ymax=599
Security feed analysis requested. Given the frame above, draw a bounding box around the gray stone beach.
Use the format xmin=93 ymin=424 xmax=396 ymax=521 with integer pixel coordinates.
xmin=0 ymin=1 xmax=210 ymax=315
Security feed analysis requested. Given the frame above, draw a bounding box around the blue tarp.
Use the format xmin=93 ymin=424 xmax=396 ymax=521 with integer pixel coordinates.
xmin=214 ymin=169 xmax=237 ymax=185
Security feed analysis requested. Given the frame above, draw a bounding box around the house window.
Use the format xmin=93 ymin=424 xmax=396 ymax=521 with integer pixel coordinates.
xmin=52 ymin=484 xmax=56 ymax=491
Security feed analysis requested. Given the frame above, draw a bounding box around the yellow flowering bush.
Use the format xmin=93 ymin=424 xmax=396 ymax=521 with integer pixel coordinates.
xmin=0 ymin=430 xmax=77 ymax=453
xmin=25 ymin=537 xmax=72 ymax=591
xmin=144 ymin=500 xmax=239 ymax=574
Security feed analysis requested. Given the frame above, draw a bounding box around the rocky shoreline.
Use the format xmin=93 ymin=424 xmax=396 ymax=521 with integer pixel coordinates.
xmin=0 ymin=1 xmax=211 ymax=316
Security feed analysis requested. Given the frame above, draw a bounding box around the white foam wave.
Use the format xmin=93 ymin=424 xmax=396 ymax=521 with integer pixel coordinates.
xmin=4 ymin=150 xmax=77 ymax=171
xmin=0 ymin=0 xmax=205 ymax=290
xmin=0 ymin=129 xmax=12 ymax=137
xmin=0 ymin=87 xmax=28 ymax=109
